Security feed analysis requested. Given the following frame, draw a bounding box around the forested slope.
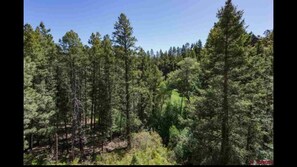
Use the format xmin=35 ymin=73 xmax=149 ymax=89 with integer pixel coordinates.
xmin=24 ymin=0 xmax=273 ymax=165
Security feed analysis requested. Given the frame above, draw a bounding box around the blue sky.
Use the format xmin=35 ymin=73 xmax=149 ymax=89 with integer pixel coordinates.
xmin=24 ymin=0 xmax=273 ymax=52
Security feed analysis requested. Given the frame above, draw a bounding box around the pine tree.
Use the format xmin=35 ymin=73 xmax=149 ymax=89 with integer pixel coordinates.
xmin=88 ymin=32 xmax=102 ymax=131
xmin=101 ymin=35 xmax=114 ymax=146
xmin=239 ymin=30 xmax=273 ymax=163
xmin=55 ymin=47 xmax=72 ymax=155
xmin=23 ymin=3 xmax=272 ymax=164
xmin=190 ymin=0 xmax=248 ymax=164
xmin=60 ymin=30 xmax=85 ymax=160
xmin=194 ymin=40 xmax=202 ymax=61
xmin=24 ymin=23 xmax=57 ymax=153
xmin=150 ymin=49 xmax=154 ymax=57
xmin=134 ymin=48 xmax=149 ymax=127
xmin=147 ymin=62 xmax=164 ymax=130
xmin=113 ymin=13 xmax=137 ymax=149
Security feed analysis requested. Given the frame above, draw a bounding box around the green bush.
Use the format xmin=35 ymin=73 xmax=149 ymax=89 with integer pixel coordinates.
xmin=130 ymin=154 xmax=139 ymax=165
xmin=70 ymin=157 xmax=80 ymax=165
xmin=168 ymin=127 xmax=191 ymax=164
xmin=169 ymin=125 xmax=180 ymax=148
xmin=24 ymin=152 xmax=49 ymax=165
xmin=94 ymin=131 xmax=176 ymax=165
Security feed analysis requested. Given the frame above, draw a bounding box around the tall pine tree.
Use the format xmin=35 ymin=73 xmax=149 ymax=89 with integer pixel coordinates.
xmin=112 ymin=13 xmax=137 ymax=149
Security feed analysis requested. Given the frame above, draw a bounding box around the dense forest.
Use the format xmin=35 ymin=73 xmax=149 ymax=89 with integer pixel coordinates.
xmin=24 ymin=0 xmax=273 ymax=165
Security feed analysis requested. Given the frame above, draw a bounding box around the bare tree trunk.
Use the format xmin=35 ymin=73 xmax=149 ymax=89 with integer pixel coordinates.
xmin=64 ymin=118 xmax=69 ymax=154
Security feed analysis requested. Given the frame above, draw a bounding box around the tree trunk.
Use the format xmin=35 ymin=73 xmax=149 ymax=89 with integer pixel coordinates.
xmin=78 ymin=80 xmax=84 ymax=159
xmin=30 ymin=134 xmax=34 ymax=150
xmin=102 ymin=139 xmax=104 ymax=152
xmin=55 ymin=132 xmax=59 ymax=163
xmin=94 ymin=98 xmax=97 ymax=129
xmin=91 ymin=62 xmax=96 ymax=130
xmin=79 ymin=136 xmax=83 ymax=158
xmin=71 ymin=60 xmax=77 ymax=161
xmin=120 ymin=110 xmax=122 ymax=136
xmin=92 ymin=132 xmax=95 ymax=161
xmin=48 ymin=136 xmax=51 ymax=149
xmin=91 ymin=101 xmax=93 ymax=130
xmin=71 ymin=109 xmax=76 ymax=161
xmin=109 ymin=75 xmax=113 ymax=142
xmin=55 ymin=111 xmax=59 ymax=163
xmin=64 ymin=118 xmax=69 ymax=154
xmin=84 ymin=70 xmax=87 ymax=128
xmin=78 ymin=110 xmax=83 ymax=159
xmin=220 ymin=35 xmax=229 ymax=165
xmin=220 ymin=69 xmax=229 ymax=165
xmin=125 ymin=54 xmax=131 ymax=149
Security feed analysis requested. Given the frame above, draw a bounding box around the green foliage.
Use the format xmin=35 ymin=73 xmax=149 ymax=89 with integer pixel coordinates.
xmin=168 ymin=126 xmax=191 ymax=164
xmin=130 ymin=154 xmax=139 ymax=165
xmin=24 ymin=22 xmax=57 ymax=150
xmin=167 ymin=57 xmax=200 ymax=100
xmin=70 ymin=158 xmax=80 ymax=165
xmin=112 ymin=12 xmax=138 ymax=148
xmin=94 ymin=131 xmax=176 ymax=165
xmin=168 ymin=125 xmax=180 ymax=148
xmin=24 ymin=152 xmax=50 ymax=165
xmin=113 ymin=13 xmax=137 ymax=50
xmin=24 ymin=3 xmax=273 ymax=165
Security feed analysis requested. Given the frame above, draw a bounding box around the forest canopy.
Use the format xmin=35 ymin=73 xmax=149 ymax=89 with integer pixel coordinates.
xmin=24 ymin=0 xmax=273 ymax=165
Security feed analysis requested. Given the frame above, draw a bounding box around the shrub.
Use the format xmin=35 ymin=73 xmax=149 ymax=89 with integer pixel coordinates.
xmin=95 ymin=131 xmax=176 ymax=165
xmin=130 ymin=154 xmax=139 ymax=165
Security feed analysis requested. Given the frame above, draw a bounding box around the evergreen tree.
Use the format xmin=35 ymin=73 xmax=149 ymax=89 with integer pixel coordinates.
xmin=194 ymin=40 xmax=202 ymax=61
xmin=101 ymin=35 xmax=114 ymax=144
xmin=113 ymin=13 xmax=137 ymax=149
xmin=24 ymin=23 xmax=57 ymax=153
xmin=150 ymin=49 xmax=154 ymax=57
xmin=239 ymin=30 xmax=273 ymax=163
xmin=190 ymin=0 xmax=249 ymax=164
xmin=60 ymin=30 xmax=85 ymax=160
xmin=23 ymin=3 xmax=273 ymax=164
